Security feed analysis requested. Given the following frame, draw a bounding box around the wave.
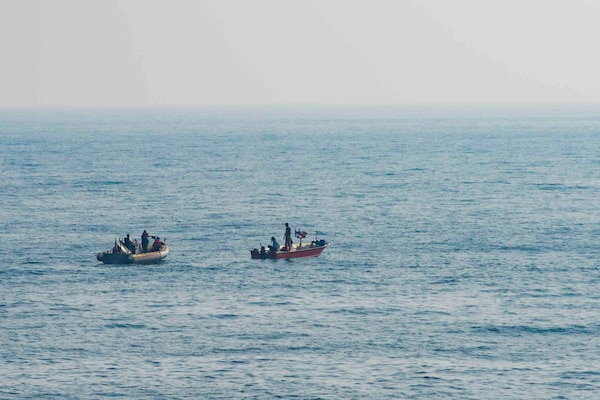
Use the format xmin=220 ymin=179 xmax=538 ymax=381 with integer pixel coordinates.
xmin=473 ymin=324 xmax=599 ymax=335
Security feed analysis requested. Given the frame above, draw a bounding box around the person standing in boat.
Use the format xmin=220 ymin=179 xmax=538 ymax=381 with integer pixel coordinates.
xmin=283 ymin=222 xmax=292 ymax=251
xmin=141 ymin=230 xmax=149 ymax=253
xmin=124 ymin=234 xmax=134 ymax=253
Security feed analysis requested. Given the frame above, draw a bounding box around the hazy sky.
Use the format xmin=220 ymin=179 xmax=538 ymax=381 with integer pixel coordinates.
xmin=2 ymin=0 xmax=599 ymax=107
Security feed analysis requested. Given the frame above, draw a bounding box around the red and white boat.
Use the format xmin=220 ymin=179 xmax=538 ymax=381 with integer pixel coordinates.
xmin=250 ymin=230 xmax=330 ymax=260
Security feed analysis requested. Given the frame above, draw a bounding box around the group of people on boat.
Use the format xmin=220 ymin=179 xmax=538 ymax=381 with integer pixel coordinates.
xmin=269 ymin=222 xmax=293 ymax=253
xmin=250 ymin=222 xmax=329 ymax=260
xmin=101 ymin=221 xmax=326 ymax=263
xmin=142 ymin=230 xmax=165 ymax=252
xmin=112 ymin=230 xmax=165 ymax=254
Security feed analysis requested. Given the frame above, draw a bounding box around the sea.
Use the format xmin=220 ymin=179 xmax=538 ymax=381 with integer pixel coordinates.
xmin=1 ymin=104 xmax=600 ymax=399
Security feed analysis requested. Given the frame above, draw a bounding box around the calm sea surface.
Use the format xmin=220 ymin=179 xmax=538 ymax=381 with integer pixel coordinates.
xmin=1 ymin=105 xmax=600 ymax=399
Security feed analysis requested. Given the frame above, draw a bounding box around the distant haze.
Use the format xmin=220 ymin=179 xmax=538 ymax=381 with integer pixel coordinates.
xmin=2 ymin=0 xmax=599 ymax=107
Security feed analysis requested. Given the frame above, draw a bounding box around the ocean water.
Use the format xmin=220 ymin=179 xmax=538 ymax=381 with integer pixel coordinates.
xmin=1 ymin=104 xmax=600 ymax=399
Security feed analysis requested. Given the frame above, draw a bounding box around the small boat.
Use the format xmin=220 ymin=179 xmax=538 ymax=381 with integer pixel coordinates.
xmin=251 ymin=229 xmax=330 ymax=260
xmin=97 ymin=236 xmax=169 ymax=264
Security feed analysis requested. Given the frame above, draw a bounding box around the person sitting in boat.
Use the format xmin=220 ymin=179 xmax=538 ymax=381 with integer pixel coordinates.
xmin=112 ymin=241 xmax=121 ymax=254
xmin=269 ymin=237 xmax=280 ymax=253
xmin=151 ymin=236 xmax=163 ymax=252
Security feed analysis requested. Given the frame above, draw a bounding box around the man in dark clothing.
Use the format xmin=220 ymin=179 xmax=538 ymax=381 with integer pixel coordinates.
xmin=141 ymin=230 xmax=149 ymax=253
xmin=283 ymin=223 xmax=292 ymax=251
xmin=124 ymin=234 xmax=134 ymax=253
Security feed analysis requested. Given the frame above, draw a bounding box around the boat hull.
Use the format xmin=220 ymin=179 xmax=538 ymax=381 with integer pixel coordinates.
xmin=97 ymin=245 xmax=169 ymax=264
xmin=250 ymin=242 xmax=329 ymax=260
